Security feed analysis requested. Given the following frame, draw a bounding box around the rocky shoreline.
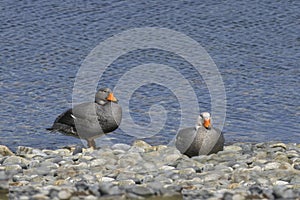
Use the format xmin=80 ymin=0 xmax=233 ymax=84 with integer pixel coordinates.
xmin=0 ymin=140 xmax=300 ymax=200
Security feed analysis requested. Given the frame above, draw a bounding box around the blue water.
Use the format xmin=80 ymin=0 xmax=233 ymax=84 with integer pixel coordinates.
xmin=1 ymin=0 xmax=299 ymax=150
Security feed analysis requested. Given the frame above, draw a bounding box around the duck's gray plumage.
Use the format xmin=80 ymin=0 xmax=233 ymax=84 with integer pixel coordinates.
xmin=48 ymin=88 xmax=122 ymax=148
xmin=175 ymin=113 xmax=224 ymax=157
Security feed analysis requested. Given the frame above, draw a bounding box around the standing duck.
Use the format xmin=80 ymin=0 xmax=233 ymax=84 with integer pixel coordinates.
xmin=47 ymin=88 xmax=122 ymax=149
xmin=175 ymin=112 xmax=224 ymax=157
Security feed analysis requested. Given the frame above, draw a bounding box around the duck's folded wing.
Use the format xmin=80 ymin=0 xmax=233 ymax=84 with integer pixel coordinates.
xmin=53 ymin=109 xmax=75 ymax=127
xmin=46 ymin=108 xmax=76 ymax=134
xmin=54 ymin=103 xmax=102 ymax=125
xmin=72 ymin=103 xmax=98 ymax=120
xmin=175 ymin=127 xmax=198 ymax=154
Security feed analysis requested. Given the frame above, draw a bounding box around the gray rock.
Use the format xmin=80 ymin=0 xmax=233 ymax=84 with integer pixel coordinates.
xmin=273 ymin=185 xmax=298 ymax=199
xmin=57 ymin=190 xmax=72 ymax=200
xmin=224 ymin=145 xmax=243 ymax=152
xmin=178 ymin=168 xmax=196 ymax=175
xmin=176 ymin=158 xmax=199 ymax=169
xmin=231 ymin=168 xmax=250 ymax=183
xmin=222 ymin=192 xmax=233 ymax=200
xmin=82 ymin=195 xmax=98 ymax=200
xmin=270 ymin=143 xmax=287 ymax=150
xmin=82 ymin=174 xmax=96 ymax=182
xmin=28 ymin=160 xmax=40 ymax=168
xmin=5 ymin=164 xmax=23 ymax=175
xmin=160 ymin=185 xmax=182 ymax=196
xmin=256 ymin=177 xmax=270 ymax=186
xmin=118 ymin=179 xmax=136 ymax=186
xmin=142 ymin=162 xmax=158 ymax=171
xmin=144 ymin=181 xmax=163 ymax=193
xmin=249 ymin=185 xmax=263 ymax=196
xmin=90 ymin=158 xmax=107 ymax=167
xmin=116 ymin=171 xmax=136 ymax=181
xmin=182 ymin=189 xmax=213 ymax=200
xmin=286 ymin=150 xmax=299 ymax=158
xmin=72 ymin=145 xmax=83 ymax=155
xmin=80 ymin=155 xmax=94 ymax=162
xmin=255 ymin=143 xmax=267 ymax=149
xmin=154 ymin=174 xmax=173 ymax=184
xmin=0 ymin=171 xmax=8 ymax=180
xmin=88 ymin=184 xmax=101 ymax=197
xmin=128 ymin=146 xmax=145 ymax=153
xmin=53 ymin=149 xmax=71 ymax=156
xmin=293 ymin=162 xmax=300 ymax=170
xmin=240 ymin=143 xmax=253 ymax=154
xmin=161 ymin=148 xmax=182 ymax=162
xmin=75 ymin=181 xmax=89 ymax=192
xmin=264 ymin=162 xmax=281 ymax=170
xmin=72 ymin=162 xmax=89 ymax=170
xmin=98 ymin=182 xmax=122 ymax=196
xmin=48 ymin=157 xmax=65 ymax=164
xmin=203 ymin=173 xmax=221 ymax=182
xmin=111 ymin=143 xmax=131 ymax=151
xmin=214 ymin=164 xmax=233 ymax=173
xmin=2 ymin=156 xmax=29 ymax=166
xmin=128 ymin=185 xmax=155 ymax=197
xmin=40 ymin=160 xmax=59 ymax=169
xmin=31 ymin=193 xmax=49 ymax=200
xmin=117 ymin=153 xmax=142 ymax=168
xmin=201 ymin=163 xmax=215 ymax=172
xmin=141 ymin=174 xmax=154 ymax=183
xmin=113 ymin=149 xmax=126 ymax=155
xmin=290 ymin=176 xmax=300 ymax=184
xmin=0 ymin=171 xmax=9 ymax=190
xmin=255 ymin=151 xmax=268 ymax=159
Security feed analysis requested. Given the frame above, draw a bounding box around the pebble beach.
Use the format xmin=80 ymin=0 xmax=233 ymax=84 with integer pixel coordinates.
xmin=1 ymin=140 xmax=300 ymax=200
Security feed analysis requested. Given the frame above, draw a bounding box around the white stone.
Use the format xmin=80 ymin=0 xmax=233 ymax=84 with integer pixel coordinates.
xmin=101 ymin=177 xmax=115 ymax=182
xmin=159 ymin=166 xmax=175 ymax=171
xmin=264 ymin=162 xmax=281 ymax=170
xmin=274 ymin=180 xmax=289 ymax=185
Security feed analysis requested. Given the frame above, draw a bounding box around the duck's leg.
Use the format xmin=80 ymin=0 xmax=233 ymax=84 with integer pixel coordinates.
xmin=86 ymin=139 xmax=96 ymax=149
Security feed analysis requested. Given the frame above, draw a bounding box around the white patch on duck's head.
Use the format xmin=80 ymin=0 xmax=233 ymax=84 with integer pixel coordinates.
xmin=195 ymin=112 xmax=212 ymax=130
xmin=97 ymin=100 xmax=106 ymax=105
xmin=201 ymin=112 xmax=211 ymax=119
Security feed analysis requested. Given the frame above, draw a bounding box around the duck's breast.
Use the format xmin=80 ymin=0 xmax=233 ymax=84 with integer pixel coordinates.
xmin=198 ymin=127 xmax=224 ymax=155
xmin=96 ymin=102 xmax=122 ymax=133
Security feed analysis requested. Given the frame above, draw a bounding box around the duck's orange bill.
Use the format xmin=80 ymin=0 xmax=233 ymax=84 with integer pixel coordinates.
xmin=203 ymin=119 xmax=211 ymax=129
xmin=106 ymin=92 xmax=117 ymax=102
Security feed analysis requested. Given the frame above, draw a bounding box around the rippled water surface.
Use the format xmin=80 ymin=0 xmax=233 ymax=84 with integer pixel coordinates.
xmin=1 ymin=0 xmax=299 ymax=150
